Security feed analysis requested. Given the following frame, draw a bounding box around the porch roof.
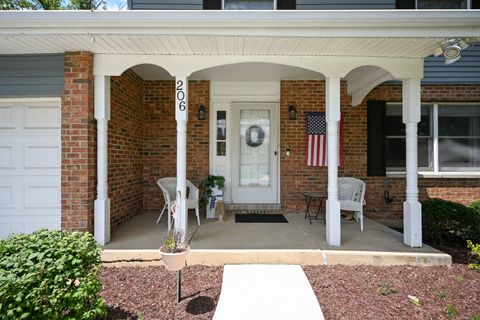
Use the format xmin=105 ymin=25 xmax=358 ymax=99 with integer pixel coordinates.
xmin=0 ymin=11 xmax=479 ymax=57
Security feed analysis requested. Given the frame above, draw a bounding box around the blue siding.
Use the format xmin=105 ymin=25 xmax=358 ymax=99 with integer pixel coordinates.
xmin=129 ymin=0 xmax=396 ymax=9
xmin=423 ymin=46 xmax=480 ymax=84
xmin=129 ymin=0 xmax=202 ymax=10
xmin=296 ymin=0 xmax=395 ymax=9
xmin=0 ymin=54 xmax=64 ymax=98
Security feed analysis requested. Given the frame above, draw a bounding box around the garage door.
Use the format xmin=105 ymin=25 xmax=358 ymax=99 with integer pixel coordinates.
xmin=0 ymin=98 xmax=61 ymax=239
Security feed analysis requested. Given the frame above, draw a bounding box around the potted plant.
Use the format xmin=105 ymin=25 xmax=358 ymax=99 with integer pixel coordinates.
xmin=159 ymin=204 xmax=190 ymax=272
xmin=201 ymin=175 xmax=225 ymax=219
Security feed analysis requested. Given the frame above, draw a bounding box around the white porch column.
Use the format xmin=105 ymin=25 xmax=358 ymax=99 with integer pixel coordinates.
xmin=325 ymin=77 xmax=341 ymax=246
xmin=402 ymin=78 xmax=422 ymax=248
xmin=175 ymin=76 xmax=188 ymax=239
xmin=94 ymin=75 xmax=111 ymax=245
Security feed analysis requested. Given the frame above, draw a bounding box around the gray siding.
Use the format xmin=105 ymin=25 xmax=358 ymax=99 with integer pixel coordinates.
xmin=129 ymin=0 xmax=202 ymax=10
xmin=423 ymin=46 xmax=480 ymax=84
xmin=296 ymin=0 xmax=395 ymax=9
xmin=0 ymin=54 xmax=64 ymax=98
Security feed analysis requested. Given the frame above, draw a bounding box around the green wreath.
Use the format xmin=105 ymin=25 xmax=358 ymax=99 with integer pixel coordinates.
xmin=245 ymin=125 xmax=265 ymax=148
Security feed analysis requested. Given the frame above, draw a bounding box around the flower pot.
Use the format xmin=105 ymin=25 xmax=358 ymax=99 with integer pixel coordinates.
xmin=206 ymin=187 xmax=224 ymax=219
xmin=159 ymin=246 xmax=190 ymax=271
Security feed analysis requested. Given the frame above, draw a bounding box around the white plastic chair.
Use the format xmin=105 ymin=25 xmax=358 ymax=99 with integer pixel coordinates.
xmin=338 ymin=177 xmax=366 ymax=231
xmin=156 ymin=177 xmax=200 ymax=231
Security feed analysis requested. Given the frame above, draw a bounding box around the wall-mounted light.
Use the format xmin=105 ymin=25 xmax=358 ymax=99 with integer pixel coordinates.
xmin=433 ymin=38 xmax=471 ymax=65
xmin=197 ymin=104 xmax=206 ymax=120
xmin=288 ymin=105 xmax=297 ymax=120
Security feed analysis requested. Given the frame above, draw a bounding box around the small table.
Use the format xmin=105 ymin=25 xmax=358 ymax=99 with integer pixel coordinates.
xmin=303 ymin=192 xmax=327 ymax=225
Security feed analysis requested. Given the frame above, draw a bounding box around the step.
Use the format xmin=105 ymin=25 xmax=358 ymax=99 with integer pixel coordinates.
xmin=225 ymin=203 xmax=281 ymax=214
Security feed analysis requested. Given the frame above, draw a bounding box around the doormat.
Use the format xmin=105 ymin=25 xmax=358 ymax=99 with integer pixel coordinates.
xmin=235 ymin=214 xmax=288 ymax=223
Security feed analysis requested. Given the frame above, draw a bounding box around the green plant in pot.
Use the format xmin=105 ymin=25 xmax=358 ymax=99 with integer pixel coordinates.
xmin=201 ymin=175 xmax=225 ymax=218
xmin=159 ymin=203 xmax=190 ymax=272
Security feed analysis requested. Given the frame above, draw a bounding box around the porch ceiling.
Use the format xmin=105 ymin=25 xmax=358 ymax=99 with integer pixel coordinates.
xmin=0 ymin=34 xmax=443 ymax=58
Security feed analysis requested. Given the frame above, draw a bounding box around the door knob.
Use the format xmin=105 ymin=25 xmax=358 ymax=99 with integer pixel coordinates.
xmin=274 ymin=150 xmax=278 ymax=156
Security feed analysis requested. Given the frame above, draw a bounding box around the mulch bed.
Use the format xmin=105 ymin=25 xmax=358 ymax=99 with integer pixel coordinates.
xmin=304 ymin=264 xmax=480 ymax=320
xmin=100 ymin=265 xmax=223 ymax=320
xmin=100 ymin=264 xmax=480 ymax=320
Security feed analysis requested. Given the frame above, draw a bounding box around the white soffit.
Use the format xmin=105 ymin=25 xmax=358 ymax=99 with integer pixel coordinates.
xmin=0 ymin=34 xmax=442 ymax=58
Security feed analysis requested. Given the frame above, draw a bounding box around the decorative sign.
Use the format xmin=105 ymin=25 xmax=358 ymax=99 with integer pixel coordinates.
xmin=245 ymin=125 xmax=265 ymax=147
xmin=175 ymin=76 xmax=188 ymax=121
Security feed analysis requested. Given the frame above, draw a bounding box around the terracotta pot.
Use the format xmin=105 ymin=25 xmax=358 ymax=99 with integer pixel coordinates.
xmin=159 ymin=246 xmax=190 ymax=271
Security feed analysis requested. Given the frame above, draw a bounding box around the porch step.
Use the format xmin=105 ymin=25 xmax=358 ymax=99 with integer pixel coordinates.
xmin=225 ymin=203 xmax=281 ymax=214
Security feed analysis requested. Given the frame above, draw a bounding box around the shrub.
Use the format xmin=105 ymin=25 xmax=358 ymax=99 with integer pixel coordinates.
xmin=0 ymin=229 xmax=107 ymax=319
xmin=467 ymin=240 xmax=480 ymax=270
xmin=470 ymin=199 xmax=480 ymax=215
xmin=422 ymin=199 xmax=480 ymax=246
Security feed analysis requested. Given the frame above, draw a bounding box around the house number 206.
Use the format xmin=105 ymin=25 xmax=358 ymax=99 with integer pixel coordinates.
xmin=176 ymin=80 xmax=186 ymax=111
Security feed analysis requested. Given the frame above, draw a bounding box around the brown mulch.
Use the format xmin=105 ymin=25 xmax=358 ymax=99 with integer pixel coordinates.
xmin=304 ymin=264 xmax=480 ymax=320
xmin=100 ymin=265 xmax=223 ymax=320
xmin=100 ymin=264 xmax=480 ymax=320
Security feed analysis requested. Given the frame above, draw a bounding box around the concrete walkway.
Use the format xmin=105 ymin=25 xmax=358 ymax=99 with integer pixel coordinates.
xmin=213 ymin=265 xmax=324 ymax=320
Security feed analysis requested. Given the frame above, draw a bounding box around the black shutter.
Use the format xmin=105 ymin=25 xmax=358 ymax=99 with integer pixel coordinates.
xmin=473 ymin=0 xmax=480 ymax=9
xmin=203 ymin=0 xmax=222 ymax=9
xmin=277 ymin=0 xmax=296 ymax=9
xmin=367 ymin=100 xmax=386 ymax=177
xmin=395 ymin=0 xmax=415 ymax=9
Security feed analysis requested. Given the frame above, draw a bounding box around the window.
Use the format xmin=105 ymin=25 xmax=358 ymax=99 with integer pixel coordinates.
xmin=438 ymin=105 xmax=480 ymax=171
xmin=216 ymin=111 xmax=227 ymax=156
xmin=224 ymin=0 xmax=275 ymax=10
xmin=386 ymin=104 xmax=433 ymax=171
xmin=416 ymin=0 xmax=467 ymax=9
xmin=386 ymin=103 xmax=480 ymax=174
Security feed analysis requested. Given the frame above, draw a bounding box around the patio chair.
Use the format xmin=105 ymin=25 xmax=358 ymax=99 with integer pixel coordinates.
xmin=338 ymin=177 xmax=366 ymax=232
xmin=156 ymin=177 xmax=200 ymax=231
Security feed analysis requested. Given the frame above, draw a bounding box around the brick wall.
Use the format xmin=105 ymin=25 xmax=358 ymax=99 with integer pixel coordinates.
xmin=280 ymin=81 xmax=480 ymax=222
xmin=142 ymin=80 xmax=210 ymax=216
xmin=61 ymin=51 xmax=96 ymax=232
xmin=109 ymin=70 xmax=145 ymax=232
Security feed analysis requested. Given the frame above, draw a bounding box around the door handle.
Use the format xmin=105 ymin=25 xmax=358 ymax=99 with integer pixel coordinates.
xmin=274 ymin=150 xmax=278 ymax=156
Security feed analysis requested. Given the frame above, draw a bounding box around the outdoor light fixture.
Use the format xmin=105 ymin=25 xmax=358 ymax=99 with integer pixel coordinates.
xmin=433 ymin=38 xmax=471 ymax=65
xmin=288 ymin=105 xmax=297 ymax=120
xmin=197 ymin=104 xmax=206 ymax=120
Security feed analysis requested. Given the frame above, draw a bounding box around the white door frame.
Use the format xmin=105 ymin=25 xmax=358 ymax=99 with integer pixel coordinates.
xmin=231 ymin=101 xmax=279 ymax=203
xmin=209 ymin=82 xmax=281 ymax=204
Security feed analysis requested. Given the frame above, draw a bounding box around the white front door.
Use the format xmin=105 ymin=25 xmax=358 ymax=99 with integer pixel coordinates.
xmin=231 ymin=102 xmax=278 ymax=203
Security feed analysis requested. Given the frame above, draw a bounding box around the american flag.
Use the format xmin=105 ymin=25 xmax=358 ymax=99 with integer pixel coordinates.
xmin=306 ymin=112 xmax=343 ymax=166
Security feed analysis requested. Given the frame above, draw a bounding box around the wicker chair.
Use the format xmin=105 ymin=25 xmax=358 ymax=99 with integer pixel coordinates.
xmin=156 ymin=177 xmax=200 ymax=231
xmin=338 ymin=177 xmax=366 ymax=231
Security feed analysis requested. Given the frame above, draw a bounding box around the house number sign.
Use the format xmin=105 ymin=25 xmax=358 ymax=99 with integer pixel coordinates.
xmin=175 ymin=76 xmax=188 ymax=121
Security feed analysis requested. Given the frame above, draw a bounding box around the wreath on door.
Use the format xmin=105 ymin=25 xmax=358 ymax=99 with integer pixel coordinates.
xmin=245 ymin=125 xmax=265 ymax=148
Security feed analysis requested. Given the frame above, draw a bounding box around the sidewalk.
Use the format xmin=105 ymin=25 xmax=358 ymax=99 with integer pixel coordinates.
xmin=213 ymin=264 xmax=324 ymax=320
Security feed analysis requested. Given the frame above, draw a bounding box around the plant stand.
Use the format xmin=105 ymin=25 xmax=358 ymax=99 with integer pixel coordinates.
xmin=177 ymin=270 xmax=182 ymax=303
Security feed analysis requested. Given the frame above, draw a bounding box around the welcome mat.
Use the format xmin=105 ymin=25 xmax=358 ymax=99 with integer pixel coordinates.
xmin=235 ymin=214 xmax=288 ymax=223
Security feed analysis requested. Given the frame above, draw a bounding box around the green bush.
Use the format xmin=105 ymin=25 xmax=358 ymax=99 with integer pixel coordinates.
xmin=470 ymin=199 xmax=480 ymax=215
xmin=467 ymin=240 xmax=480 ymax=270
xmin=0 ymin=229 xmax=107 ymax=319
xmin=422 ymin=199 xmax=480 ymax=246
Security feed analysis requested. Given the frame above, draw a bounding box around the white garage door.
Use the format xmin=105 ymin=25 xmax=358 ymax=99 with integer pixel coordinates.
xmin=0 ymin=98 xmax=61 ymax=239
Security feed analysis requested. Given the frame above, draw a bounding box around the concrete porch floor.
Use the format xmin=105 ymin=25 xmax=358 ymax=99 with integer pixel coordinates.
xmin=102 ymin=213 xmax=451 ymax=266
